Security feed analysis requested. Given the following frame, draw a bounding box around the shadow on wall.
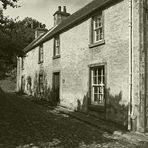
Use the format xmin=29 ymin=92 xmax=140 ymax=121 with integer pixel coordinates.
xmin=27 ymin=71 xmax=128 ymax=128
xmin=76 ymin=88 xmax=128 ymax=128
xmin=77 ymin=92 xmax=89 ymax=113
xmin=106 ymin=88 xmax=128 ymax=127
xmin=31 ymin=72 xmax=58 ymax=106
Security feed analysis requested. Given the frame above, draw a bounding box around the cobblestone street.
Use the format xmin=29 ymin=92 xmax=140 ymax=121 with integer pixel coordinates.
xmin=0 ymin=91 xmax=140 ymax=148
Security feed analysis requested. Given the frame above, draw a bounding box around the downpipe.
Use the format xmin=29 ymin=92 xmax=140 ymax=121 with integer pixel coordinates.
xmin=128 ymin=0 xmax=133 ymax=131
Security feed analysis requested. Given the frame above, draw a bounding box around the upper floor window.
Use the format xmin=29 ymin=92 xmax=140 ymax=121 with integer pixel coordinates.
xmin=53 ymin=35 xmax=60 ymax=58
xmin=21 ymin=57 xmax=24 ymax=70
xmin=91 ymin=12 xmax=104 ymax=45
xmin=39 ymin=44 xmax=43 ymax=63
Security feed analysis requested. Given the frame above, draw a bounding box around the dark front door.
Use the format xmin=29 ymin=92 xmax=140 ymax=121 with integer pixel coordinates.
xmin=21 ymin=76 xmax=25 ymax=92
xmin=53 ymin=72 xmax=60 ymax=104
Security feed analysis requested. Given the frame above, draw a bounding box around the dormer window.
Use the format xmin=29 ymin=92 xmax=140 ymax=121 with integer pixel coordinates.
xmin=39 ymin=44 xmax=43 ymax=63
xmin=53 ymin=35 xmax=60 ymax=58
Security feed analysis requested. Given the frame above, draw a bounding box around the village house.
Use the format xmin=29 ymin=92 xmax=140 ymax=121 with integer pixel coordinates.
xmin=17 ymin=0 xmax=148 ymax=133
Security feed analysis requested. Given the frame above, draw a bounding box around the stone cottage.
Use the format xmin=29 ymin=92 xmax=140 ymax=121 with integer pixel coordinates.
xmin=17 ymin=0 xmax=148 ymax=132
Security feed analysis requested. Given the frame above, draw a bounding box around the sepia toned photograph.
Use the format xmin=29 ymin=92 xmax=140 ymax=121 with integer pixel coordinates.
xmin=0 ymin=0 xmax=148 ymax=147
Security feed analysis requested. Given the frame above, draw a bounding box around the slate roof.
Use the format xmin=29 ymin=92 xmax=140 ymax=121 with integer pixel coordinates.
xmin=24 ymin=0 xmax=119 ymax=53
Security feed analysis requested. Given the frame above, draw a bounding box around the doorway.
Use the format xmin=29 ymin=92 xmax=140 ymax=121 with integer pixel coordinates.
xmin=53 ymin=72 xmax=60 ymax=105
xmin=21 ymin=76 xmax=25 ymax=92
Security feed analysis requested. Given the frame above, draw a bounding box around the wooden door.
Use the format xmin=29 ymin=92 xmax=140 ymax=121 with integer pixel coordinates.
xmin=53 ymin=72 xmax=60 ymax=104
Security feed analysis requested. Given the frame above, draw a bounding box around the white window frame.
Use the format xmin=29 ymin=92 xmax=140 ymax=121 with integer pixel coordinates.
xmin=39 ymin=44 xmax=43 ymax=63
xmin=21 ymin=57 xmax=24 ymax=70
xmin=54 ymin=35 xmax=60 ymax=57
xmin=92 ymin=12 xmax=104 ymax=43
xmin=91 ymin=66 xmax=105 ymax=106
xmin=39 ymin=74 xmax=44 ymax=93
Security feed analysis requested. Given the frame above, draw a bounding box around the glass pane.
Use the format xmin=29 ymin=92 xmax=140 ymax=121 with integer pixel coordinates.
xmin=94 ymin=94 xmax=97 ymax=102
xmin=95 ymin=30 xmax=100 ymax=41
xmin=93 ymin=69 xmax=97 ymax=76
xmin=98 ymin=18 xmax=102 ymax=26
xmin=99 ymin=94 xmax=102 ymax=102
xmin=100 ymin=28 xmax=103 ymax=40
xmin=94 ymin=17 xmax=102 ymax=28
xmin=94 ymin=87 xmax=98 ymax=93
xmin=98 ymin=76 xmax=101 ymax=84
xmin=103 ymin=76 xmax=105 ymax=84
xmin=99 ymin=86 xmax=102 ymax=93
xmin=93 ymin=76 xmax=97 ymax=84
xmin=98 ymin=68 xmax=101 ymax=75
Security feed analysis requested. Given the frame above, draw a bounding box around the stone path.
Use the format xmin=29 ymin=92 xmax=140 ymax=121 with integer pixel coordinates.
xmin=0 ymin=91 xmax=139 ymax=148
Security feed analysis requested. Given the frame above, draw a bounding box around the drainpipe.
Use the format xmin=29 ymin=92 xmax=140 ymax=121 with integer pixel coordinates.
xmin=128 ymin=0 xmax=133 ymax=131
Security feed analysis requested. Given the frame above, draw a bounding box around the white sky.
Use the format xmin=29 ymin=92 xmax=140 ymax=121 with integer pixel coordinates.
xmin=2 ymin=0 xmax=92 ymax=29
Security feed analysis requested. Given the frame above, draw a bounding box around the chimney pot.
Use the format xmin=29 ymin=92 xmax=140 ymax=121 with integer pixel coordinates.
xmin=63 ymin=6 xmax=66 ymax=13
xmin=58 ymin=6 xmax=61 ymax=11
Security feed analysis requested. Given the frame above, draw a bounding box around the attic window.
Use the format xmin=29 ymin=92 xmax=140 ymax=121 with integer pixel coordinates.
xmin=39 ymin=44 xmax=43 ymax=63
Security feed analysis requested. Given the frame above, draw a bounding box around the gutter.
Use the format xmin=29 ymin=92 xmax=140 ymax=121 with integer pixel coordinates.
xmin=128 ymin=0 xmax=133 ymax=131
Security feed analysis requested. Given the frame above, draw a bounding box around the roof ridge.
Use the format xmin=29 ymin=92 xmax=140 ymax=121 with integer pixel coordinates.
xmin=24 ymin=0 xmax=120 ymax=53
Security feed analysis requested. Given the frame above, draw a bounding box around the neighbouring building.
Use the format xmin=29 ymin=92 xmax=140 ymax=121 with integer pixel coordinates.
xmin=17 ymin=0 xmax=148 ymax=132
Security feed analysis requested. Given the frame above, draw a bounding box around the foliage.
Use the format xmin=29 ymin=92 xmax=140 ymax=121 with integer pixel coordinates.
xmin=0 ymin=16 xmax=46 ymax=78
xmin=0 ymin=0 xmax=47 ymax=79
xmin=0 ymin=0 xmax=19 ymax=9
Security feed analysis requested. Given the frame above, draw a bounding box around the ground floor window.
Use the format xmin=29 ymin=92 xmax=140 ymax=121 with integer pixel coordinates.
xmin=39 ymin=74 xmax=44 ymax=93
xmin=90 ymin=65 xmax=105 ymax=105
xmin=21 ymin=76 xmax=25 ymax=92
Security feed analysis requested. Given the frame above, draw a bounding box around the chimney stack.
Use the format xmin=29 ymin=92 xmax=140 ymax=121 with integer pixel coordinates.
xmin=53 ymin=6 xmax=70 ymax=26
xmin=35 ymin=28 xmax=47 ymax=39
xmin=63 ymin=6 xmax=66 ymax=13
xmin=58 ymin=6 xmax=61 ymax=12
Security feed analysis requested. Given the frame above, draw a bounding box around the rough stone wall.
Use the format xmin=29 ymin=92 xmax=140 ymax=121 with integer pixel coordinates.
xmin=146 ymin=1 xmax=148 ymax=132
xmin=17 ymin=0 xmax=142 ymax=128
xmin=60 ymin=0 xmax=140 ymax=126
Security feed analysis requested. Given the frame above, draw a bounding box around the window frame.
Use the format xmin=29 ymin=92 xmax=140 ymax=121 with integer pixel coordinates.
xmin=89 ymin=63 xmax=107 ymax=107
xmin=21 ymin=75 xmax=25 ymax=92
xmin=39 ymin=74 xmax=44 ymax=94
xmin=38 ymin=44 xmax=43 ymax=64
xmin=89 ymin=11 xmax=105 ymax=48
xmin=53 ymin=35 xmax=60 ymax=59
xmin=21 ymin=57 xmax=24 ymax=70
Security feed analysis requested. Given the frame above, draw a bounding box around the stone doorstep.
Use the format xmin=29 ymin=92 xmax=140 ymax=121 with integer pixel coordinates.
xmin=52 ymin=105 xmax=148 ymax=147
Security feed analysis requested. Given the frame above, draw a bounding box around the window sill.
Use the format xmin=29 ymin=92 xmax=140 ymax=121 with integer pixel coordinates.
xmin=53 ymin=55 xmax=61 ymax=59
xmin=38 ymin=61 xmax=43 ymax=64
xmin=89 ymin=40 xmax=105 ymax=48
xmin=88 ymin=104 xmax=105 ymax=112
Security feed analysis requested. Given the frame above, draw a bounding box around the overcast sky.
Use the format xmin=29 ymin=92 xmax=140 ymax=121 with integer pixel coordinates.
xmin=2 ymin=0 xmax=92 ymax=29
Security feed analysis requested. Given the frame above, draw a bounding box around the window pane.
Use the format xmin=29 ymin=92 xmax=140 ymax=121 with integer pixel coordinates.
xmin=94 ymin=94 xmax=98 ymax=102
xmin=99 ymin=86 xmax=102 ymax=93
xmin=93 ymin=69 xmax=97 ymax=76
xmin=93 ymin=76 xmax=97 ymax=84
xmin=99 ymin=17 xmax=102 ymax=26
xmin=54 ymin=36 xmax=60 ymax=56
xmin=94 ymin=87 xmax=98 ymax=93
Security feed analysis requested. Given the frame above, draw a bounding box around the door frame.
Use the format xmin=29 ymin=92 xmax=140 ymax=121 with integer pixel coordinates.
xmin=52 ymin=71 xmax=60 ymax=104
